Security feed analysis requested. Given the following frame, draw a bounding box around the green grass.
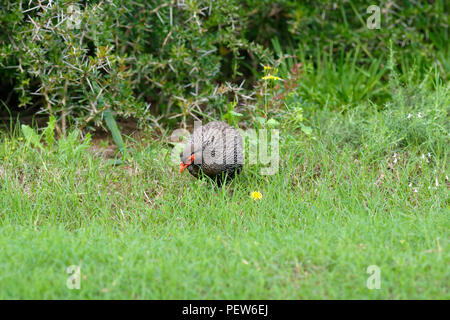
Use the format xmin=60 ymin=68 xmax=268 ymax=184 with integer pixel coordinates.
xmin=0 ymin=78 xmax=448 ymax=299
xmin=0 ymin=0 xmax=448 ymax=300
xmin=0 ymin=54 xmax=448 ymax=298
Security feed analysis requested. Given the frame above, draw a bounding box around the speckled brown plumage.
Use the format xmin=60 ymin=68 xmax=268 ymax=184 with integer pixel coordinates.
xmin=180 ymin=121 xmax=244 ymax=184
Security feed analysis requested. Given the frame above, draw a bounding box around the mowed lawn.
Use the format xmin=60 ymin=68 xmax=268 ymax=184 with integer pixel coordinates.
xmin=0 ymin=95 xmax=448 ymax=299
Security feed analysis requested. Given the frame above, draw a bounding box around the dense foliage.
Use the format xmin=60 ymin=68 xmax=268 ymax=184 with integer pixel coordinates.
xmin=0 ymin=0 xmax=448 ymax=131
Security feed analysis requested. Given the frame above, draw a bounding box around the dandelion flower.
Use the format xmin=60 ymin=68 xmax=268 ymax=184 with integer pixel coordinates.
xmin=250 ymin=191 xmax=262 ymax=200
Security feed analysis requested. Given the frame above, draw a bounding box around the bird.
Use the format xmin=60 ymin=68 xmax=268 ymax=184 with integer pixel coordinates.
xmin=180 ymin=121 xmax=244 ymax=185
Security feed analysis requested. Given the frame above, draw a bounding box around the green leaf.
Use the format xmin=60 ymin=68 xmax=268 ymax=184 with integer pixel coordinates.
xmin=230 ymin=111 xmax=243 ymax=117
xmin=256 ymin=116 xmax=266 ymax=125
xmin=42 ymin=116 xmax=56 ymax=147
xmin=300 ymin=123 xmax=312 ymax=135
xmin=21 ymin=125 xmax=43 ymax=150
xmin=266 ymin=118 xmax=280 ymax=128
xmin=103 ymin=109 xmax=128 ymax=159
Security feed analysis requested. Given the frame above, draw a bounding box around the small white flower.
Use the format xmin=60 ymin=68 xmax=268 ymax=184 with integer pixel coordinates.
xmin=407 ymin=113 xmax=413 ymax=119
xmin=417 ymin=112 xmax=422 ymax=118
xmin=392 ymin=153 xmax=398 ymax=163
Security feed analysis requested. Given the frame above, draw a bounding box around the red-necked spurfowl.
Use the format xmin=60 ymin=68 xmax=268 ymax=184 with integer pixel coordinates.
xmin=180 ymin=121 xmax=244 ymax=184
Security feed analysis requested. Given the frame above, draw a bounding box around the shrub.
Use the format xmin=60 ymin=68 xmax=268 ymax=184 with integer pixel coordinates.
xmin=0 ymin=0 xmax=271 ymax=131
xmin=0 ymin=0 xmax=447 ymax=130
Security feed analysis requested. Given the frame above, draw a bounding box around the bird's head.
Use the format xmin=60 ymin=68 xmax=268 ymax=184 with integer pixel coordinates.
xmin=179 ymin=143 xmax=202 ymax=174
xmin=180 ymin=153 xmax=194 ymax=174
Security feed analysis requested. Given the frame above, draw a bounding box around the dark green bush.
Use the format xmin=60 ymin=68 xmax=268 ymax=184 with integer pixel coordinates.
xmin=0 ymin=0 xmax=447 ymax=130
xmin=0 ymin=0 xmax=271 ymax=131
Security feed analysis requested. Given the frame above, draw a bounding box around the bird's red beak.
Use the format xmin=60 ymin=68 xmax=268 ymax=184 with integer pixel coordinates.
xmin=180 ymin=154 xmax=195 ymax=174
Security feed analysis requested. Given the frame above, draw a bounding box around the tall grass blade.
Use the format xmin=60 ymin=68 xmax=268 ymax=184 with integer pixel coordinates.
xmin=103 ymin=109 xmax=128 ymax=160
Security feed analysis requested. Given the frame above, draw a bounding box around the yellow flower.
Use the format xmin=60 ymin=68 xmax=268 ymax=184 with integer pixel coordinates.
xmin=263 ymin=65 xmax=272 ymax=70
xmin=250 ymin=191 xmax=262 ymax=200
xmin=262 ymin=75 xmax=282 ymax=81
